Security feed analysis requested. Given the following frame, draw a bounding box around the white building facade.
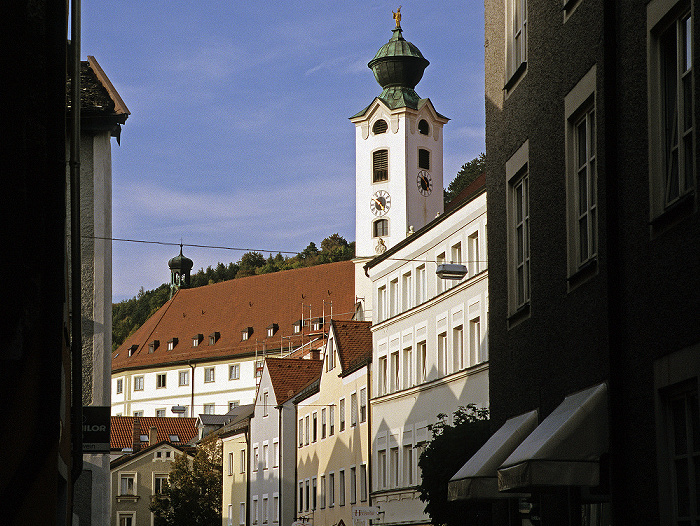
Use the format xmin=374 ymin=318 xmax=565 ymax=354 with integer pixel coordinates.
xmin=366 ymin=188 xmax=489 ymax=526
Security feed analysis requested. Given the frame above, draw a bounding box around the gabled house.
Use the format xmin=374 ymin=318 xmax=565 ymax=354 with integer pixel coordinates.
xmin=296 ymin=320 xmax=373 ymax=526
xmin=249 ymin=358 xmax=324 ymax=526
xmin=112 ymin=260 xmax=355 ymax=419
xmin=110 ymin=416 xmax=198 ymax=460
xmin=110 ymin=441 xmax=194 ymax=526
xmin=219 ymin=405 xmax=255 ymax=526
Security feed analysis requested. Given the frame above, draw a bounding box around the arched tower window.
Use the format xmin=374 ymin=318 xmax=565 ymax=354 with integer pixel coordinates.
xmin=373 ymin=218 xmax=389 ymax=237
xmin=373 ymin=119 xmax=388 ymax=134
xmin=373 ymin=150 xmax=389 ymax=182
xmin=418 ymin=148 xmax=430 ymax=170
xmin=418 ymin=119 xmax=430 ymax=135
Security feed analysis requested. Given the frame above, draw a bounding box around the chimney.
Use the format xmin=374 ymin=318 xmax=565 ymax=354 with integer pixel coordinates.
xmin=149 ymin=426 xmax=158 ymax=446
xmin=132 ymin=417 xmax=141 ymax=453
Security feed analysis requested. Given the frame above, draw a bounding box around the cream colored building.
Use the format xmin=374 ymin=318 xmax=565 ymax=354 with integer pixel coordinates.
xmin=220 ymin=406 xmax=254 ymax=526
xmin=295 ymin=320 xmax=373 ymax=526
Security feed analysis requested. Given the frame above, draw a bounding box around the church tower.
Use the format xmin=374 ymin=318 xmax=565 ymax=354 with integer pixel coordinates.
xmin=168 ymin=244 xmax=193 ymax=298
xmin=351 ymin=14 xmax=448 ymax=259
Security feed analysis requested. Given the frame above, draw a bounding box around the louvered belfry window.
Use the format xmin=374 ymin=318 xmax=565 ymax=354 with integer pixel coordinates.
xmin=373 ymin=149 xmax=388 ymax=182
xmin=418 ymin=148 xmax=430 ymax=170
xmin=373 ymin=119 xmax=388 ymax=134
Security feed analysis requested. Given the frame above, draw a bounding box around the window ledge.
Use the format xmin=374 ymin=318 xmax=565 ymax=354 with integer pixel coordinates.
xmin=650 ymin=191 xmax=696 ymax=235
xmin=567 ymin=257 xmax=598 ymax=290
xmin=116 ymin=495 xmax=140 ymax=503
xmin=504 ymin=61 xmax=527 ymax=92
xmin=507 ymin=302 xmax=531 ymax=329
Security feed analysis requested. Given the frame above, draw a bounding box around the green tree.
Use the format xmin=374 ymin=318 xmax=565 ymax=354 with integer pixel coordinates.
xmin=150 ymin=438 xmax=222 ymax=526
xmin=444 ymin=153 xmax=486 ymax=206
xmin=417 ymin=404 xmax=491 ymax=526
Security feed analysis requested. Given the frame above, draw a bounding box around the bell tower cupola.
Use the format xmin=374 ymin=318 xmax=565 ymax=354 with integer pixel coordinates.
xmin=351 ymin=10 xmax=449 ymax=259
xmin=168 ymin=244 xmax=193 ymax=298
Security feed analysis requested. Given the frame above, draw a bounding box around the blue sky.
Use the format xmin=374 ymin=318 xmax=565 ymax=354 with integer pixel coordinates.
xmin=82 ymin=2 xmax=485 ymax=301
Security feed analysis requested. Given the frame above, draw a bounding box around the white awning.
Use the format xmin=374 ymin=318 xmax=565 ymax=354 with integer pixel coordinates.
xmin=448 ymin=410 xmax=539 ymax=500
xmin=497 ymin=383 xmax=608 ymax=492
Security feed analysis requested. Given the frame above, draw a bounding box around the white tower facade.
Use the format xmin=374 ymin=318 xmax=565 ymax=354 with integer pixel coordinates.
xmin=351 ymin=25 xmax=448 ymax=260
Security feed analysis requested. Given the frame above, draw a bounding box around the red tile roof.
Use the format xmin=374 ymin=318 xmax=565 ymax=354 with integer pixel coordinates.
xmin=331 ymin=320 xmax=373 ymax=376
xmin=112 ymin=261 xmax=355 ymax=373
xmin=265 ymin=357 xmax=324 ymax=405
xmin=110 ymin=416 xmax=198 ymax=450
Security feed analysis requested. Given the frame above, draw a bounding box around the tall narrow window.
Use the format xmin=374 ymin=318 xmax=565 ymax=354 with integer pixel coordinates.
xmin=389 ymin=278 xmax=399 ymax=317
xmin=378 ymin=356 xmax=388 ymax=395
xmin=418 ymin=148 xmax=430 ymax=170
xmin=391 ymin=351 xmax=400 ymax=392
xmin=330 ymin=405 xmax=335 ymax=435
xmin=453 ymin=325 xmax=463 ymax=371
xmin=378 ymin=450 xmax=387 ymax=489
xmin=415 ymin=265 xmax=426 ymax=305
xmin=575 ymin=108 xmax=597 ymax=266
xmin=513 ymin=173 xmax=530 ymax=307
xmin=373 ymin=149 xmax=389 ymax=182
xmin=322 ymin=408 xmax=327 ymax=438
xmin=468 ymin=232 xmax=480 ymax=275
xmin=350 ymin=467 xmax=357 ymax=504
xmin=360 ymin=464 xmax=368 ymax=501
xmin=377 ymin=286 xmax=387 ymax=322
xmin=437 ymin=332 xmax=447 ymax=376
xmin=373 ymin=218 xmax=389 ymax=237
xmin=402 ymin=272 xmax=413 ymax=311
xmin=329 ymin=473 xmax=335 ymax=507
xmin=305 ymin=415 xmax=310 ymax=445
xmin=661 ymin=11 xmax=694 ymax=208
xmin=417 ymin=341 xmax=427 ymax=383
xmin=470 ymin=317 xmax=481 ymax=366
xmin=403 ymin=445 xmax=414 ymax=486
xmin=390 ymin=447 xmax=399 ymax=488
xmin=339 ymin=469 xmax=346 ymax=506
xmin=403 ymin=347 xmax=413 ymax=388
xmin=339 ymin=398 xmax=346 ymax=432
xmin=360 ymin=388 xmax=368 ymax=422
xmin=506 ymin=0 xmax=528 ymax=84
xmin=436 ymin=253 xmax=446 ymax=294
xmin=351 ymin=393 xmax=358 ymax=427
xmin=418 ymin=119 xmax=430 ymax=135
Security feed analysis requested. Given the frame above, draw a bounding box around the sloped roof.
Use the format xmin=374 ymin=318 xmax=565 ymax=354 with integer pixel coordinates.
xmin=265 ymin=357 xmax=324 ymax=405
xmin=331 ymin=320 xmax=373 ymax=376
xmin=112 ymin=261 xmax=355 ymax=373
xmin=110 ymin=416 xmax=198 ymax=450
xmin=110 ymin=440 xmax=194 ymax=469
xmin=198 ymin=404 xmax=255 ymax=427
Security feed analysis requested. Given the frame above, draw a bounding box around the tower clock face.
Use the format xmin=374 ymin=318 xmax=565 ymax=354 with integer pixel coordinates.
xmin=417 ymin=170 xmax=433 ymax=196
xmin=370 ymin=190 xmax=391 ymax=216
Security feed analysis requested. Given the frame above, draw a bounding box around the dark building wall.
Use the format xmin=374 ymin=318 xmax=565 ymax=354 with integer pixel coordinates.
xmin=0 ymin=1 xmax=71 ymax=525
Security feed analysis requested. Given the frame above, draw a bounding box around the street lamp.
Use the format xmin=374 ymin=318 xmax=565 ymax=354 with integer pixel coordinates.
xmin=436 ymin=263 xmax=468 ymax=280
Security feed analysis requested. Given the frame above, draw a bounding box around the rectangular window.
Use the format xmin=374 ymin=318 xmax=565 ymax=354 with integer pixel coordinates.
xmin=390 ymin=447 xmax=399 ymax=488
xmin=350 ymin=466 xmax=357 ymax=504
xmin=506 ymin=0 xmax=528 ymax=84
xmin=253 ymin=446 xmax=259 ymax=471
xmin=436 ymin=253 xmax=446 ymax=294
xmin=418 ymin=148 xmax=430 ymax=170
xmin=204 ymin=403 xmax=215 ymax=414
xmin=437 ymin=332 xmax=447 ymax=376
xmin=299 ymin=419 xmax=304 ymax=447
xmin=373 ymin=218 xmax=389 ymax=238
xmin=470 ymin=317 xmax=481 ymax=366
xmin=253 ymin=497 xmax=259 ymax=524
xmin=468 ymin=232 xmax=480 ymax=276
xmin=313 ymin=412 xmax=318 ymax=441
xmin=229 ymin=364 xmax=240 ymax=380
xmin=305 ymin=480 xmax=310 ymax=511
xmin=329 ymin=472 xmax=335 ymax=507
xmin=404 ymin=445 xmax=414 ymax=486
xmin=305 ymin=415 xmax=310 ymax=445
xmin=228 ymin=504 xmax=233 ymax=526
xmin=415 ymin=265 xmax=426 ymax=305
xmin=339 ymin=398 xmax=346 ymax=432
xmin=322 ymin=408 xmax=327 ymax=438
xmin=402 ymin=272 xmax=413 ymax=311
xmin=403 ymin=347 xmax=413 ymax=388
xmin=179 ymin=370 xmax=189 ymax=386
xmin=339 ymin=469 xmax=346 ymax=506
xmin=263 ymin=392 xmax=269 ymax=417
xmin=204 ymin=367 xmax=215 ymax=383
xmin=506 ymin=140 xmax=531 ymax=318
xmin=321 ymin=475 xmax=326 ymax=508
xmin=154 ymin=474 xmax=168 ymax=495
xmin=360 ymin=464 xmax=368 ymax=501
xmin=118 ymin=514 xmax=135 ymax=526
xmin=240 ymin=503 xmax=246 ymax=526
xmin=240 ymin=449 xmax=246 ymax=473
xmin=373 ymin=149 xmax=389 ymax=182
xmin=229 ymin=452 xmax=234 ymax=475
xmin=116 ymin=379 xmax=123 ymax=394
xmin=378 ymin=449 xmax=387 ymax=489
xmin=453 ymin=325 xmax=464 ymax=371
xmin=351 ymin=393 xmax=358 ymax=427
xmin=417 ymin=341 xmax=427 ymax=383
xmin=327 ymin=338 xmax=335 ymax=371
xmin=649 ymin=3 xmax=694 ymax=222
xmin=133 ymin=410 xmax=143 ymax=417
xmin=156 ymin=408 xmax=165 ymax=417
xmin=330 ymin=405 xmax=335 ymax=435
xmin=389 ymin=278 xmax=399 ymax=317
xmin=120 ymin=474 xmax=135 ymax=495
xmin=156 ymin=373 xmax=166 ymax=388
xmin=391 ymin=351 xmax=400 ymax=392
xmin=230 ymin=401 xmax=240 ymax=411
xmin=378 ymin=356 xmax=388 ymax=396
xmin=273 ymin=440 xmax=279 ymax=467
xmin=273 ymin=495 xmax=279 ymax=522
xmin=263 ymin=444 xmax=269 ymax=469
xmin=134 ymin=376 xmax=144 ymax=391
xmin=312 ymin=478 xmax=317 ymax=510
xmin=377 ymin=285 xmax=387 ymax=322
xmin=360 ymin=388 xmax=367 ymax=423
xmin=665 ymin=386 xmax=700 ymax=524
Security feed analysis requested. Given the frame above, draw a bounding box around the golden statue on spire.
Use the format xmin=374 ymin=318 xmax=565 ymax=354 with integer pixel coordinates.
xmin=393 ymin=6 xmax=402 ymax=28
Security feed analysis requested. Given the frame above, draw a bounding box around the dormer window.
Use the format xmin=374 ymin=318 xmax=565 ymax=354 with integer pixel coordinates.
xmin=149 ymin=340 xmax=160 ymax=353
xmin=140 ymin=434 xmax=149 ymax=442
xmin=293 ymin=320 xmax=302 ymax=334
xmin=312 ymin=317 xmax=324 ymax=331
xmin=373 ymin=119 xmax=388 ymax=134
xmin=242 ymin=327 xmax=253 ymax=341
xmin=267 ymin=323 xmax=279 ymax=337
xmin=128 ymin=345 xmax=138 ymax=357
xmin=169 ymin=435 xmax=180 ymax=443
xmin=167 ymin=338 xmax=178 ymax=351
xmin=192 ymin=334 xmax=203 ymax=347
xmin=418 ymin=119 xmax=430 ymax=135
xmin=209 ymin=332 xmax=220 ymax=345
